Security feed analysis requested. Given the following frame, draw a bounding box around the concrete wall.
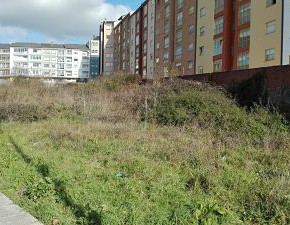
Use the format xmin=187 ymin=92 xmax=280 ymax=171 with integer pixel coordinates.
xmin=283 ymin=0 xmax=290 ymax=65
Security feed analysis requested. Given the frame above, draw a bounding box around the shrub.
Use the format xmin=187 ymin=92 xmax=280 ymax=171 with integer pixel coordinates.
xmin=0 ymin=103 xmax=47 ymax=122
xmin=139 ymin=81 xmax=289 ymax=147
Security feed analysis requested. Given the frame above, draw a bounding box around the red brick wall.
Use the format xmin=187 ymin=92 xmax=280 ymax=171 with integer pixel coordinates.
xmin=182 ymin=65 xmax=290 ymax=90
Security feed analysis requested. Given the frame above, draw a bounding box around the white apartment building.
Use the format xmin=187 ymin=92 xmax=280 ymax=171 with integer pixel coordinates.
xmin=0 ymin=44 xmax=10 ymax=76
xmin=9 ymin=43 xmax=90 ymax=80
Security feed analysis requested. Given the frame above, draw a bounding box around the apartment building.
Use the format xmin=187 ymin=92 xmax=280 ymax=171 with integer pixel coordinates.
xmin=155 ymin=0 xmax=176 ymax=77
xmin=174 ymin=0 xmax=197 ymax=76
xmin=133 ymin=7 xmax=143 ymax=76
xmin=195 ymin=0 xmax=289 ymax=74
xmin=100 ymin=21 xmax=115 ymax=75
xmin=129 ymin=13 xmax=136 ymax=74
xmin=114 ymin=13 xmax=131 ymax=73
xmin=9 ymin=42 xmax=90 ymax=80
xmin=144 ymin=0 xmax=155 ymax=79
xmin=0 ymin=44 xmax=10 ymax=76
xmin=89 ymin=37 xmax=100 ymax=79
xmin=99 ymin=0 xmax=289 ymax=79
xmin=155 ymin=0 xmax=197 ymax=77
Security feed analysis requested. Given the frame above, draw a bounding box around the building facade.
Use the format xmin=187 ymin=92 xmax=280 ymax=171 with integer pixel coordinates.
xmin=129 ymin=13 xmax=136 ymax=74
xmin=89 ymin=37 xmax=100 ymax=79
xmin=155 ymin=0 xmax=176 ymax=77
xmin=0 ymin=44 xmax=10 ymax=76
xmin=9 ymin=43 xmax=90 ymax=80
xmin=99 ymin=0 xmax=290 ymax=79
xmin=100 ymin=21 xmax=115 ymax=75
xmin=195 ymin=0 xmax=288 ymax=74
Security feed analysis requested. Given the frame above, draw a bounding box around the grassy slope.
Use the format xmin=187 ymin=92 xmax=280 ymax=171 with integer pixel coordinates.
xmin=0 ymin=77 xmax=290 ymax=225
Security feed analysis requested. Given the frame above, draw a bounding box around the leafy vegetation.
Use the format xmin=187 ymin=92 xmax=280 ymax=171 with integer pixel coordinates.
xmin=0 ymin=76 xmax=289 ymax=225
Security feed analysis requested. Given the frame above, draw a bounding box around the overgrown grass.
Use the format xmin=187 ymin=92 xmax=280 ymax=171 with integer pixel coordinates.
xmin=0 ymin=76 xmax=289 ymax=225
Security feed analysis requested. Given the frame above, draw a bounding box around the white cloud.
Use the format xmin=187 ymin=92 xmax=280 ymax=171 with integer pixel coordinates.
xmin=0 ymin=25 xmax=28 ymax=37
xmin=0 ymin=0 xmax=130 ymax=42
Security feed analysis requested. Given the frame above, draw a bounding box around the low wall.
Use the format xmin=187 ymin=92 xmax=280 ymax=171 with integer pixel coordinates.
xmin=182 ymin=65 xmax=290 ymax=118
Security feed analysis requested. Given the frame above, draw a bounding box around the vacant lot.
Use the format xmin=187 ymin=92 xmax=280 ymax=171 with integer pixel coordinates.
xmin=0 ymin=77 xmax=289 ymax=225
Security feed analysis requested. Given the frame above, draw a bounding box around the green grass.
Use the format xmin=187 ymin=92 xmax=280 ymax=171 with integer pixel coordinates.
xmin=0 ymin=77 xmax=290 ymax=225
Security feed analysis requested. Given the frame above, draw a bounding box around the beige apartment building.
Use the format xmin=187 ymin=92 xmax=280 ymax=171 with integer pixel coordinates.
xmin=100 ymin=21 xmax=115 ymax=75
xmin=195 ymin=0 xmax=288 ymax=74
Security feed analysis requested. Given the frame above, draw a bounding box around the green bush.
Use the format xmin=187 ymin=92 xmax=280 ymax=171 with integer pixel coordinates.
xmin=0 ymin=103 xmax=47 ymax=122
xmin=141 ymin=86 xmax=289 ymax=147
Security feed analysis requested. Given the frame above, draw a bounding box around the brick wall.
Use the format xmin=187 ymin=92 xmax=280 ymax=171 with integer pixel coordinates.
xmin=182 ymin=65 xmax=290 ymax=118
xmin=182 ymin=65 xmax=290 ymax=89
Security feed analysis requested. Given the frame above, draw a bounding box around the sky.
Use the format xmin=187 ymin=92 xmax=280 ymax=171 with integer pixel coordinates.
xmin=0 ymin=0 xmax=144 ymax=44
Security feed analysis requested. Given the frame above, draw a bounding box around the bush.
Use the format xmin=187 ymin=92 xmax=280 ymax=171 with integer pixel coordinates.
xmin=0 ymin=103 xmax=47 ymax=122
xmin=140 ymin=81 xmax=289 ymax=147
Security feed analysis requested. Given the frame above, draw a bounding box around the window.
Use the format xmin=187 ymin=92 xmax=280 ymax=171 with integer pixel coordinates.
xmin=265 ymin=48 xmax=275 ymax=61
xmin=214 ymin=16 xmax=224 ymax=35
xmin=198 ymin=66 xmax=204 ymax=74
xmin=199 ymin=46 xmax=205 ymax=55
xmin=164 ymin=36 xmax=169 ymax=48
xmin=105 ymin=62 xmax=113 ymax=67
xmin=214 ymin=59 xmax=222 ymax=72
xmin=239 ymin=3 xmax=251 ymax=24
xmin=189 ymin=24 xmax=194 ymax=33
xmin=214 ymin=38 xmax=223 ymax=56
xmin=200 ymin=26 xmax=205 ymax=36
xmin=188 ymin=43 xmax=194 ymax=51
xmin=200 ymin=7 xmax=206 ymax=17
xmin=177 ymin=12 xmax=183 ymax=27
xmin=188 ymin=61 xmax=193 ymax=69
xmin=33 ymin=63 xmax=41 ymax=68
xmin=266 ymin=20 xmax=276 ymax=34
xmin=177 ymin=0 xmax=183 ymax=10
xmin=164 ymin=21 xmax=170 ymax=34
xmin=175 ymin=47 xmax=182 ymax=59
xmin=143 ymin=30 xmax=148 ymax=41
xmin=239 ymin=29 xmax=250 ymax=48
xmin=176 ymin=29 xmax=183 ymax=45
xmin=143 ymin=4 xmax=148 ymax=14
xmin=215 ymin=0 xmax=224 ymax=14
xmin=106 ymin=53 xmax=113 ymax=58
xmin=143 ymin=43 xmax=147 ymax=54
xmin=188 ymin=6 xmax=194 ymax=15
xmin=14 ymin=48 xmax=28 ymax=53
xmin=266 ymin=0 xmax=276 ymax=7
xmin=165 ymin=5 xmax=170 ymax=19
xmin=164 ymin=52 xmax=169 ymax=63
xmin=238 ymin=52 xmax=249 ymax=70
xmin=144 ymin=17 xmax=148 ymax=28
xmin=143 ymin=56 xmax=147 ymax=66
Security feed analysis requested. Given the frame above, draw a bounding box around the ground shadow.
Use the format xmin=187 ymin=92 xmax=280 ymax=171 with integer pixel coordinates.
xmin=9 ymin=136 xmax=102 ymax=225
